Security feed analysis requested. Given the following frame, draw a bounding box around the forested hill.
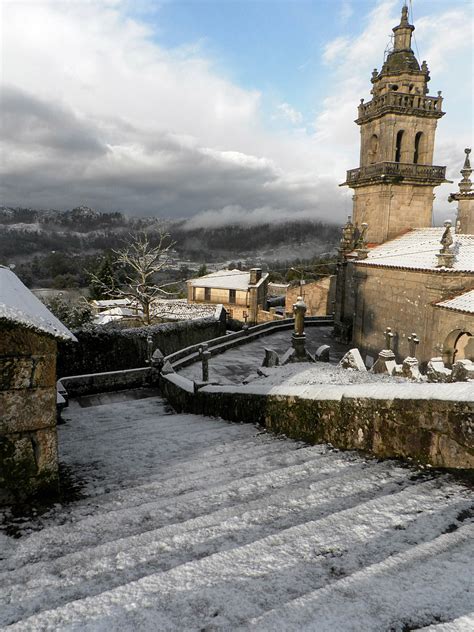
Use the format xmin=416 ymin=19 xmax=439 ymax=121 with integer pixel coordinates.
xmin=0 ymin=206 xmax=340 ymax=264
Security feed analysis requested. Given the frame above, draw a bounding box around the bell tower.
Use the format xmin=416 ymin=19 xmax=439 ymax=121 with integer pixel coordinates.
xmin=342 ymin=4 xmax=448 ymax=244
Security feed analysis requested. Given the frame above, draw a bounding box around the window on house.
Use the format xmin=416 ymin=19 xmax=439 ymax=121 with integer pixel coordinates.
xmin=395 ymin=130 xmax=404 ymax=163
xmin=204 ymin=287 xmax=211 ymax=301
xmin=229 ymin=289 xmax=236 ymax=304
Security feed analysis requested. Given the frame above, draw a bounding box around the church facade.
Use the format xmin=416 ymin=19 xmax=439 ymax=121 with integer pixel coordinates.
xmin=334 ymin=5 xmax=474 ymax=368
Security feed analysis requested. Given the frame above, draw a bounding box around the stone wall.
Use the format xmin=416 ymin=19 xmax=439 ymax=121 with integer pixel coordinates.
xmin=352 ymin=182 xmax=435 ymax=244
xmin=349 ymin=264 xmax=473 ymax=366
xmin=57 ymin=316 xmax=226 ymax=377
xmin=0 ymin=324 xmax=59 ymax=502
xmin=433 ymin=308 xmax=474 ymax=365
xmin=285 ymin=276 xmax=336 ymax=317
xmin=59 ymin=367 xmax=153 ymax=397
xmin=160 ymin=374 xmax=474 ymax=470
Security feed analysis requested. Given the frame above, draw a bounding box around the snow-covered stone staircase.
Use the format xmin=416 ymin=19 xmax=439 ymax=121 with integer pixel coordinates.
xmin=0 ymin=394 xmax=472 ymax=631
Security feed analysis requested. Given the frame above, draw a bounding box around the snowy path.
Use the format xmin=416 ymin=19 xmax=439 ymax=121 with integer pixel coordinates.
xmin=178 ymin=325 xmax=349 ymax=383
xmin=0 ymin=392 xmax=472 ymax=631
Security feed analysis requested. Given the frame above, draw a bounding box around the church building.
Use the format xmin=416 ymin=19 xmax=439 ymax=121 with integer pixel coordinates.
xmin=334 ymin=4 xmax=474 ymax=368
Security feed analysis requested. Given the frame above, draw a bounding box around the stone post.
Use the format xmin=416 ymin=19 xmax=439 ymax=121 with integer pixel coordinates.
xmin=199 ymin=343 xmax=211 ymax=382
xmin=146 ymin=334 xmax=154 ymax=364
xmin=292 ymin=296 xmax=307 ymax=360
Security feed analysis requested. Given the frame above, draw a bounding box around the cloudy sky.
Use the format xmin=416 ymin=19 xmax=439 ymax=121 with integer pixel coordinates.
xmin=1 ymin=0 xmax=473 ymax=226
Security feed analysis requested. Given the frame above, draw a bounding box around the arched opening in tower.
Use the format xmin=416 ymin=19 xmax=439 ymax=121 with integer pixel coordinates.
xmin=414 ymin=131 xmax=426 ymax=164
xmin=395 ymin=130 xmax=404 ymax=163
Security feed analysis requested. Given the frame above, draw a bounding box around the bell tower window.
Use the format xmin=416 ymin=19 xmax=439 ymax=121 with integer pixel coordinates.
xmin=395 ymin=130 xmax=404 ymax=163
xmin=414 ymin=131 xmax=425 ymax=164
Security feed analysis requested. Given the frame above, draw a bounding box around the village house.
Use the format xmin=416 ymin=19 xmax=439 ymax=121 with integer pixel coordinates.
xmin=334 ymin=6 xmax=474 ymax=367
xmin=187 ymin=268 xmax=269 ymax=323
xmin=0 ymin=267 xmax=76 ymax=501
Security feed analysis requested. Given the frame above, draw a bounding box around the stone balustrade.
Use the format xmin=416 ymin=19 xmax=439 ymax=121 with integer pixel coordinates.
xmin=357 ymin=92 xmax=444 ymax=123
xmin=345 ymin=162 xmax=447 ymax=186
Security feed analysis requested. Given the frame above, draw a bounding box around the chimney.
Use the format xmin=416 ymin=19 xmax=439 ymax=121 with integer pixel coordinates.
xmin=249 ymin=268 xmax=262 ymax=285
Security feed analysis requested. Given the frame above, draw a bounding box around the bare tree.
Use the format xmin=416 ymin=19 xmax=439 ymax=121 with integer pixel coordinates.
xmin=89 ymin=229 xmax=176 ymax=325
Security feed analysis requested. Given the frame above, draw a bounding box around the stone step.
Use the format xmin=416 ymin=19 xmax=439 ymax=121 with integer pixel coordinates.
xmin=58 ymin=442 xmax=343 ymax=521
xmin=249 ymin=525 xmax=474 ymax=632
xmin=4 ymin=449 xmax=368 ymax=570
xmin=2 ymin=478 xmax=468 ymax=628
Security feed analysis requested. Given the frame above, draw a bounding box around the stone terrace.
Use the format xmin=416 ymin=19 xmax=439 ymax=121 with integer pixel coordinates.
xmin=0 ymin=391 xmax=472 ymax=631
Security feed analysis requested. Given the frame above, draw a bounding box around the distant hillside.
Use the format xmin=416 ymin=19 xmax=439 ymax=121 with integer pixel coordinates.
xmin=0 ymin=206 xmax=340 ymax=263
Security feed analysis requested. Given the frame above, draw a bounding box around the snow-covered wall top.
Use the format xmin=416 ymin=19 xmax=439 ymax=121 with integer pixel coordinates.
xmin=0 ymin=266 xmax=77 ymax=341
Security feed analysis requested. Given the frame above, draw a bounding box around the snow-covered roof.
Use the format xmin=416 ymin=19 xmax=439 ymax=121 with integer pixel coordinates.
xmin=188 ymin=269 xmax=268 ymax=290
xmin=355 ymin=228 xmax=474 ymax=273
xmin=90 ymin=299 xmax=132 ymax=308
xmin=94 ymin=307 xmax=138 ymax=324
xmin=151 ymin=299 xmax=221 ymax=321
xmin=0 ymin=267 xmax=77 ymax=341
xmin=435 ymin=289 xmax=474 ymax=314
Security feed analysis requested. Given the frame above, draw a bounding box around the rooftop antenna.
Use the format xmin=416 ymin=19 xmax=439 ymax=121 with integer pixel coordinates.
xmin=408 ymin=0 xmax=421 ymax=60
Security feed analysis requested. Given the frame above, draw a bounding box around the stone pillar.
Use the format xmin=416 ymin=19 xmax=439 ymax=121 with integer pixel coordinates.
xmin=449 ymin=148 xmax=474 ymax=234
xmin=291 ymin=296 xmax=307 ymax=360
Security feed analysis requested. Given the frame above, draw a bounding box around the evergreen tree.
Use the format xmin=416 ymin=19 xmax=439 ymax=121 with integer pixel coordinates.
xmin=89 ymin=255 xmax=116 ymax=299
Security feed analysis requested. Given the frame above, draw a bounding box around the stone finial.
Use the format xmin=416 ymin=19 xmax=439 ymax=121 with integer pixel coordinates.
xmin=440 ymin=220 xmax=453 ymax=253
xmin=459 ymin=148 xmax=472 ymax=193
xmin=355 ymin=223 xmax=369 ymax=259
xmin=400 ymin=4 xmax=409 ymax=26
xmin=436 ymin=220 xmax=455 ymax=268
xmin=408 ymin=332 xmax=420 ymax=358
xmin=339 ymin=215 xmax=355 ymax=253
xmin=384 ymin=327 xmax=395 ymax=351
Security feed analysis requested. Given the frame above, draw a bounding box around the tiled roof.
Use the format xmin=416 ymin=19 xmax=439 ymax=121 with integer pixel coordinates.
xmin=188 ymin=269 xmax=268 ymax=290
xmin=356 ymin=228 xmax=474 ymax=273
xmin=0 ymin=267 xmax=77 ymax=341
xmin=435 ymin=289 xmax=474 ymax=314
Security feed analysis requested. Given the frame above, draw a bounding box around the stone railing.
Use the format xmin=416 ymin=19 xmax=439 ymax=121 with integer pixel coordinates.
xmin=357 ymin=92 xmax=444 ymax=122
xmin=344 ymin=162 xmax=446 ymax=186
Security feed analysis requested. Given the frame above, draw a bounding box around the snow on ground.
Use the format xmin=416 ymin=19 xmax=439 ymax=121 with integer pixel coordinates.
xmin=0 ymin=391 xmax=473 ymax=631
xmin=246 ymin=362 xmax=407 ymax=386
xmin=179 ymin=326 xmax=350 ymax=384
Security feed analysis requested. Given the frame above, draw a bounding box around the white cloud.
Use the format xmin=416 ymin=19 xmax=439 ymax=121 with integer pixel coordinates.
xmin=0 ymin=0 xmax=472 ymax=228
xmin=339 ymin=1 xmax=354 ymax=23
xmin=275 ymin=103 xmax=304 ymax=125
xmin=322 ymin=36 xmax=351 ymax=64
xmin=315 ymin=0 xmax=474 ymax=220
